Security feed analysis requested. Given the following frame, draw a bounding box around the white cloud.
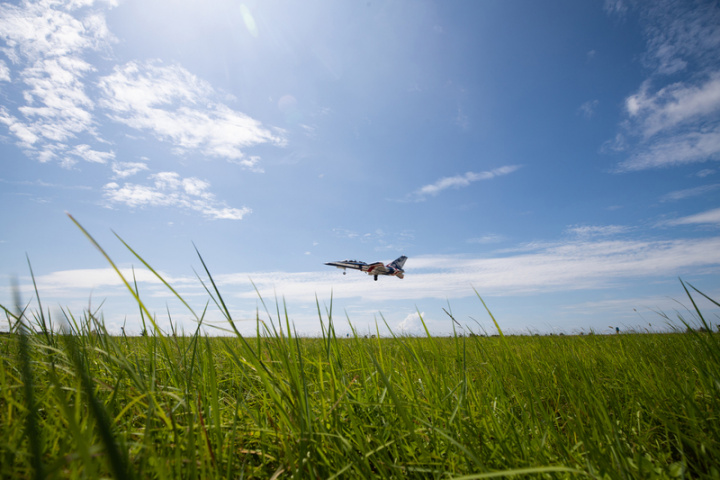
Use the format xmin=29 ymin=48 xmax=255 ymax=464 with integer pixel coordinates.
xmin=456 ymin=106 xmax=469 ymax=130
xmin=0 ymin=1 xmax=115 ymax=64
xmin=200 ymin=206 xmax=251 ymax=221
xmin=10 ymin=264 xmax=190 ymax=302
xmin=664 ymin=207 xmax=720 ymax=226
xmin=641 ymin=1 xmax=720 ymax=76
xmin=0 ymin=0 xmax=286 ymax=221
xmin=66 ymin=143 xmax=114 ymax=164
xmin=578 ymin=99 xmax=599 ymax=118
xmin=35 ymin=266 xmax=163 ymax=292
xmin=620 ymin=75 xmax=720 ymax=173
xmin=0 ymin=0 xmax=115 ymax=163
xmin=603 ymin=0 xmax=627 ymax=16
xmin=17 ymin=56 xmax=96 ymax=141
xmin=397 ymin=311 xmax=424 ymax=334
xmin=616 ymin=127 xmax=720 ymax=171
xmin=209 ymin=236 xmax=720 ymax=303
xmin=610 ymin=2 xmax=720 ymax=173
xmin=696 ymin=169 xmax=716 ymax=178
xmin=104 ymin=172 xmax=251 ymax=220
xmin=8 ymin=236 xmax=720 ymax=330
xmin=104 ymin=181 xmax=165 ymax=208
xmin=0 ymin=60 xmax=9 ymax=81
xmin=467 ymin=234 xmax=505 ymax=244
xmin=1 ymin=2 xmax=284 ymax=169
xmin=181 ymin=176 xmax=210 ymax=196
xmin=331 ymin=228 xmax=414 ymax=252
xmin=97 ymin=61 xmax=286 ymax=168
xmin=411 ymin=165 xmax=521 ymax=201
xmin=626 ymin=75 xmax=720 ymax=138
xmin=0 ymin=106 xmax=39 ymax=145
xmin=111 ymin=161 xmax=149 ymax=179
xmin=566 ymin=224 xmax=630 ymax=237
xmin=332 ymin=228 xmax=359 ymax=239
xmin=660 ymin=183 xmax=720 ymax=202
xmin=0 ymin=177 xmax=91 ymax=190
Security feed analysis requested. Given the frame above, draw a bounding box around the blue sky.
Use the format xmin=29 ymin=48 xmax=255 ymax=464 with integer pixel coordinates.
xmin=2 ymin=0 xmax=720 ymax=336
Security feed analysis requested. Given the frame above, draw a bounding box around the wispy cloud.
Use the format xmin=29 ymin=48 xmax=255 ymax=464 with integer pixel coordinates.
xmin=616 ymin=127 xmax=720 ymax=172
xmin=640 ymin=0 xmax=720 ymax=76
xmin=660 ymin=183 xmax=720 ymax=202
xmin=603 ymin=0 xmax=628 ymax=16
xmin=578 ymin=99 xmax=599 ymax=118
xmin=409 ymin=165 xmax=521 ymax=201
xmin=104 ymin=172 xmax=251 ymax=220
xmin=615 ymin=74 xmax=720 ymax=172
xmin=332 ymin=227 xmax=414 ymax=251
xmin=696 ymin=169 xmax=716 ymax=178
xmin=111 ymin=161 xmax=149 ymax=179
xmin=7 ymin=236 xmax=720 ymax=327
xmin=207 ymin=236 xmax=720 ymax=301
xmin=97 ymin=61 xmax=286 ymax=170
xmin=6 ymin=264 xmax=193 ymax=303
xmin=0 ymin=59 xmax=9 ymax=81
xmin=1 ymin=0 xmax=287 ymax=218
xmin=34 ymin=267 xmax=170 ymax=293
xmin=63 ymin=144 xmax=115 ymax=167
xmin=1 ymin=2 xmax=284 ymax=169
xmin=625 ymin=75 xmax=720 ymax=139
xmin=565 ymin=224 xmax=630 ymax=237
xmin=0 ymin=1 xmax=115 ymax=63
xmin=610 ymin=2 xmax=720 ymax=172
xmin=467 ymin=234 xmax=505 ymax=245
xmin=0 ymin=1 xmax=115 ymax=162
xmin=664 ymin=207 xmax=720 ymax=226
xmin=0 ymin=177 xmax=92 ymax=190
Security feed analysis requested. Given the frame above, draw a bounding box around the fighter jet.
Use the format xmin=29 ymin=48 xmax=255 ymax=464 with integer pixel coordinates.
xmin=325 ymin=256 xmax=407 ymax=281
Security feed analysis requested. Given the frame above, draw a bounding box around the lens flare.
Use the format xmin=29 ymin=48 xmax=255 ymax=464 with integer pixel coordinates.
xmin=240 ymin=4 xmax=258 ymax=38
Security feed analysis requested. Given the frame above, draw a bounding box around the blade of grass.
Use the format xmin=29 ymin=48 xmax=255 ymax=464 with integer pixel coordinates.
xmin=451 ymin=465 xmax=591 ymax=479
xmin=114 ymin=232 xmax=200 ymax=322
xmin=15 ymin=279 xmax=45 ymax=480
xmin=63 ymin=331 xmax=133 ymax=480
xmin=67 ymin=213 xmax=163 ymax=336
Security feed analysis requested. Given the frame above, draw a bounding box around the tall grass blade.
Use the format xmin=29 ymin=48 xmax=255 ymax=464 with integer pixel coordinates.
xmin=14 ymin=280 xmax=45 ymax=480
xmin=63 ymin=330 xmax=133 ymax=480
xmin=26 ymin=255 xmax=51 ymax=343
xmin=451 ymin=465 xmax=590 ymax=479
xmin=66 ymin=213 xmax=163 ymax=336
xmin=115 ymin=231 xmax=200 ymax=322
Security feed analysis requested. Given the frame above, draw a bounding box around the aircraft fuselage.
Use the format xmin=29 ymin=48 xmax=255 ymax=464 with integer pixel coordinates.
xmin=325 ymin=256 xmax=407 ymax=281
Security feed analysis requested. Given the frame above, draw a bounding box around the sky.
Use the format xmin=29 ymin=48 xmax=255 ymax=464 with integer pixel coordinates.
xmin=1 ymin=0 xmax=720 ymax=337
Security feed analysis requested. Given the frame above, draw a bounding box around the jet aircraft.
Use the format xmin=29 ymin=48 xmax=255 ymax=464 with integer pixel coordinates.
xmin=325 ymin=256 xmax=407 ymax=281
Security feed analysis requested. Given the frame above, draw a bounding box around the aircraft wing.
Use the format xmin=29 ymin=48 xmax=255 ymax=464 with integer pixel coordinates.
xmin=325 ymin=260 xmax=367 ymax=270
xmin=365 ymin=262 xmax=389 ymax=274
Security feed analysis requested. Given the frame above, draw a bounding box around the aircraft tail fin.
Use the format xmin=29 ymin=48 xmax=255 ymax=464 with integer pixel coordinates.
xmin=390 ymin=255 xmax=407 ymax=270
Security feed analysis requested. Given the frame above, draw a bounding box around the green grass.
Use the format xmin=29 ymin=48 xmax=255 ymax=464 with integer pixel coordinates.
xmin=1 ymin=219 xmax=719 ymax=479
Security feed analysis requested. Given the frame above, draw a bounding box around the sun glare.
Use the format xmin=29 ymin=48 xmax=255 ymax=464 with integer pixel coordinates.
xmin=240 ymin=4 xmax=258 ymax=38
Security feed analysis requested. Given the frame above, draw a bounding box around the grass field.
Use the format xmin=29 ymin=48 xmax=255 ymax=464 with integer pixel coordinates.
xmin=1 ymin=220 xmax=719 ymax=479
xmin=3 ymin=300 xmax=719 ymax=479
